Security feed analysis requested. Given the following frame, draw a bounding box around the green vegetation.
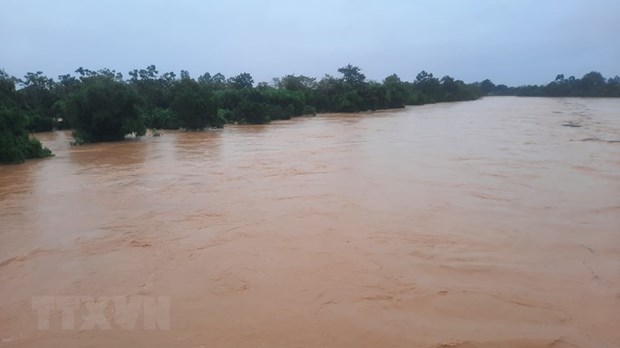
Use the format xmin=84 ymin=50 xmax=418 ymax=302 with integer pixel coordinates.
xmin=0 ymin=69 xmax=52 ymax=164
xmin=2 ymin=64 xmax=617 ymax=165
xmin=65 ymin=75 xmax=146 ymax=143
xmin=1 ymin=64 xmax=482 ymax=140
xmin=478 ymin=71 xmax=620 ymax=97
xmin=0 ymin=106 xmax=53 ymax=164
xmin=171 ymin=77 xmax=223 ymax=129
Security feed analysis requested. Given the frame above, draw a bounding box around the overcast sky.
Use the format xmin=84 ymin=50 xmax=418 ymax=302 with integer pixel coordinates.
xmin=1 ymin=0 xmax=619 ymax=86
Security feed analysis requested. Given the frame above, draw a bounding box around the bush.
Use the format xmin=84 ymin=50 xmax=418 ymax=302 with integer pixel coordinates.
xmin=0 ymin=106 xmax=52 ymax=164
xmin=27 ymin=113 xmax=54 ymax=132
xmin=232 ymin=100 xmax=269 ymax=124
xmin=303 ymin=105 xmax=316 ymax=116
xmin=143 ymin=108 xmax=179 ymax=129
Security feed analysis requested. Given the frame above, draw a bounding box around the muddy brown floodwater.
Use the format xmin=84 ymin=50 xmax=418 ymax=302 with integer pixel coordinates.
xmin=1 ymin=97 xmax=619 ymax=348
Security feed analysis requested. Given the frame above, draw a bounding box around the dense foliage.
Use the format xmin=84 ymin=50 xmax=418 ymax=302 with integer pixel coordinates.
xmin=65 ymin=76 xmax=146 ymax=143
xmin=478 ymin=72 xmax=620 ymax=97
xmin=2 ymin=64 xmax=617 ymax=164
xmin=0 ymin=64 xmax=483 ymax=137
xmin=0 ymin=69 xmax=52 ymax=163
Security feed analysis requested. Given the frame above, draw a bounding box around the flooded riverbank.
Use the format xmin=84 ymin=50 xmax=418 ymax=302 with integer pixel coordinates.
xmin=1 ymin=97 xmax=619 ymax=347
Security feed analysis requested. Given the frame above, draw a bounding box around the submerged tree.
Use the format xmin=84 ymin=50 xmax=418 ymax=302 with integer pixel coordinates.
xmin=171 ymin=78 xmax=223 ymax=129
xmin=383 ymin=74 xmax=406 ymax=108
xmin=66 ymin=76 xmax=146 ymax=143
xmin=0 ymin=106 xmax=53 ymax=163
xmin=2 ymin=63 xmax=492 ymax=157
xmin=0 ymin=69 xmax=52 ymax=163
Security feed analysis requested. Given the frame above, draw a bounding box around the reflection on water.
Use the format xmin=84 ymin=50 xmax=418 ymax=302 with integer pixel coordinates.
xmin=1 ymin=97 xmax=619 ymax=347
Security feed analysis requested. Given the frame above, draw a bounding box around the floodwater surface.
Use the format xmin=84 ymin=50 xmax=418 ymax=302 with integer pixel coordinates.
xmin=1 ymin=97 xmax=619 ymax=347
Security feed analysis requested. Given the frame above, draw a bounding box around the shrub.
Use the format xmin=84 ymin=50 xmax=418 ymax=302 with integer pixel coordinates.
xmin=143 ymin=108 xmax=179 ymax=129
xmin=0 ymin=106 xmax=52 ymax=164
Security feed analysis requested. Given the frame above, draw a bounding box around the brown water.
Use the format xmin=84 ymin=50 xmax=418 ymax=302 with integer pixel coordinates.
xmin=1 ymin=97 xmax=619 ymax=347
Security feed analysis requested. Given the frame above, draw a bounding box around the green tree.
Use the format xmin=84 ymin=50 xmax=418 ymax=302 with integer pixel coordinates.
xmin=17 ymin=71 xmax=57 ymax=131
xmin=66 ymin=76 xmax=146 ymax=143
xmin=580 ymin=71 xmax=606 ymax=96
xmin=197 ymin=72 xmax=212 ymax=85
xmin=0 ymin=106 xmax=53 ymax=163
xmin=211 ymin=73 xmax=227 ymax=89
xmin=277 ymin=74 xmax=316 ymax=91
xmin=383 ymin=74 xmax=406 ymax=108
xmin=479 ymin=79 xmax=496 ymax=95
xmin=128 ymin=65 xmax=170 ymax=112
xmin=414 ymin=71 xmax=442 ymax=103
xmin=171 ymin=78 xmax=223 ymax=129
xmin=0 ymin=70 xmax=52 ymax=163
xmin=228 ymin=73 xmax=254 ymax=89
xmin=338 ymin=64 xmax=366 ymax=87
xmin=143 ymin=108 xmax=179 ymax=129
xmin=0 ymin=69 xmax=19 ymax=106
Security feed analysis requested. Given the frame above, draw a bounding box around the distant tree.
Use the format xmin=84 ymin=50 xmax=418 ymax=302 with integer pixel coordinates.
xmin=171 ymin=78 xmax=223 ymax=129
xmin=66 ymin=76 xmax=146 ymax=143
xmin=479 ymin=79 xmax=496 ymax=95
xmin=362 ymin=81 xmax=387 ymax=110
xmin=494 ymin=84 xmax=509 ymax=94
xmin=75 ymin=67 xmax=98 ymax=78
xmin=580 ymin=71 xmax=605 ymax=95
xmin=414 ymin=71 xmax=441 ymax=103
xmin=383 ymin=74 xmax=406 ymax=108
xmin=16 ymin=71 xmax=57 ymax=131
xmin=56 ymin=74 xmax=81 ymax=94
xmin=197 ymin=72 xmax=212 ymax=85
xmin=607 ymin=75 xmax=620 ymax=96
xmin=129 ymin=65 xmax=158 ymax=82
xmin=277 ymin=74 xmax=316 ymax=91
xmin=415 ymin=71 xmax=433 ymax=83
xmin=0 ymin=70 xmax=19 ymax=106
xmin=127 ymin=65 xmax=168 ymax=111
xmin=228 ymin=73 xmax=254 ymax=89
xmin=440 ymin=75 xmax=459 ymax=101
xmin=211 ymin=73 xmax=226 ymax=89
xmin=21 ymin=71 xmax=54 ymax=89
xmin=338 ymin=64 xmax=366 ymax=86
xmin=0 ymin=70 xmax=52 ymax=163
xmin=160 ymin=72 xmax=177 ymax=89
xmin=96 ymin=68 xmax=123 ymax=81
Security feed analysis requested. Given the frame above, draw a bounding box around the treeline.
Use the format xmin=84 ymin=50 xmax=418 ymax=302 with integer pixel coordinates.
xmin=478 ymin=71 xmax=620 ymax=97
xmin=1 ymin=64 xmax=482 ymax=163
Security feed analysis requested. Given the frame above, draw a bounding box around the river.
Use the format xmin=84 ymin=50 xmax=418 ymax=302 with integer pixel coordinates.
xmin=1 ymin=97 xmax=619 ymax=347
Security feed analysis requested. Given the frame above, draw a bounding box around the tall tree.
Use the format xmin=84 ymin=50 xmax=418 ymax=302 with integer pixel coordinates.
xmin=66 ymin=76 xmax=146 ymax=143
xmin=228 ymin=73 xmax=254 ymax=89
xmin=338 ymin=64 xmax=366 ymax=86
xmin=171 ymin=78 xmax=223 ymax=129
